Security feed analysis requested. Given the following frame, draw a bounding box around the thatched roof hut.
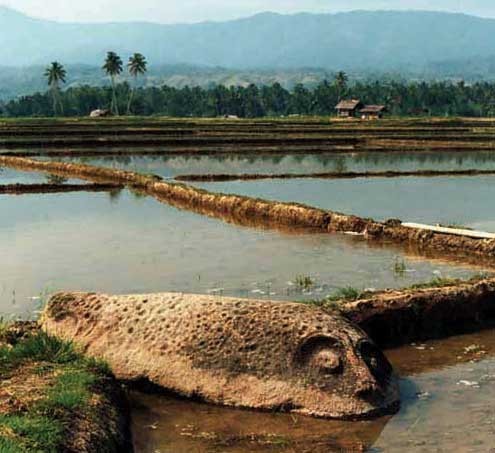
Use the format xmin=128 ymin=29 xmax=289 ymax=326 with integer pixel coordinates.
xmin=335 ymin=99 xmax=363 ymax=117
xmin=360 ymin=105 xmax=387 ymax=119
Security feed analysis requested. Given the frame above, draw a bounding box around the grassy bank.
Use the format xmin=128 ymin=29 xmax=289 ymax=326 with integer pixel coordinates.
xmin=0 ymin=324 xmax=131 ymax=452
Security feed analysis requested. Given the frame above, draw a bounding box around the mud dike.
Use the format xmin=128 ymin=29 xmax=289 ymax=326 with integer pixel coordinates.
xmin=0 ymin=182 xmax=121 ymax=194
xmin=2 ymin=155 xmax=495 ymax=262
xmin=175 ymin=168 xmax=495 ymax=182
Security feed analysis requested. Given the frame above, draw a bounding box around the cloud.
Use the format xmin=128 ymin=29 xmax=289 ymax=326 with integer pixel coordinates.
xmin=2 ymin=0 xmax=495 ymax=23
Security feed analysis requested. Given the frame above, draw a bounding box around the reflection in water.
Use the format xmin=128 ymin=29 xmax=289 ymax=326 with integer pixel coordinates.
xmin=52 ymin=152 xmax=495 ymax=231
xmin=197 ymin=176 xmax=495 ymax=233
xmin=376 ymin=329 xmax=495 ymax=451
xmin=131 ymin=329 xmax=495 ymax=452
xmin=0 ymin=166 xmax=56 ymax=183
xmin=0 ymin=166 xmax=80 ymax=184
xmin=0 ymin=190 xmax=481 ymax=317
xmin=56 ymin=150 xmax=495 ymax=178
xmin=131 ymin=392 xmax=389 ymax=453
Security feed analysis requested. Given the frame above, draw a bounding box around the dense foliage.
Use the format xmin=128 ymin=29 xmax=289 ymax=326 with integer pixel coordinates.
xmin=3 ymin=79 xmax=495 ymax=118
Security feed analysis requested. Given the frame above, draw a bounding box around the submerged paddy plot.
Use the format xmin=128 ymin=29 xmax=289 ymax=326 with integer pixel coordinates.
xmin=0 ymin=189 xmax=479 ymax=317
xmin=49 ymin=149 xmax=495 ymax=179
xmin=0 ymin=166 xmax=67 ymax=184
xmin=196 ymin=175 xmax=495 ymax=232
xmin=3 ymin=155 xmax=495 ymax=264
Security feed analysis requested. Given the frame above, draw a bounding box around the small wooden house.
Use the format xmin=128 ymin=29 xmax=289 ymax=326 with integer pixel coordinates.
xmin=360 ymin=105 xmax=386 ymax=120
xmin=335 ymin=99 xmax=363 ymax=118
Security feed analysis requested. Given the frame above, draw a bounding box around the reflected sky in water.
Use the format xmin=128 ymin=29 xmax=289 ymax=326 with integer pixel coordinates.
xmin=197 ymin=175 xmax=495 ymax=232
xmin=0 ymin=190 xmax=480 ymax=317
xmin=56 ymin=150 xmax=495 ymax=178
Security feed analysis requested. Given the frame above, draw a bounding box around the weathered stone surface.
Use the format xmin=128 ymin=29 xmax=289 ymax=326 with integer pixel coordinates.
xmin=42 ymin=292 xmax=399 ymax=420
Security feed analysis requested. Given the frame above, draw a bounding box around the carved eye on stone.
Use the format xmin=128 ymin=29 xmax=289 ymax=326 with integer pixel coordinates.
xmin=311 ymin=349 xmax=342 ymax=374
xmin=294 ymin=336 xmax=344 ymax=375
xmin=358 ymin=340 xmax=392 ymax=386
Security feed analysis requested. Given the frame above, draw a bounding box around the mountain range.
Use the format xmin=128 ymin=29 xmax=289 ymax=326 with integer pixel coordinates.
xmin=2 ymin=7 xmax=495 ymax=70
xmin=3 ymin=7 xmax=495 ymax=100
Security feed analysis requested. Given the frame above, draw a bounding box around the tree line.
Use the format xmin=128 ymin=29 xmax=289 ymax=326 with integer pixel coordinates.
xmin=3 ymin=57 xmax=495 ymax=117
xmin=42 ymin=51 xmax=147 ymax=116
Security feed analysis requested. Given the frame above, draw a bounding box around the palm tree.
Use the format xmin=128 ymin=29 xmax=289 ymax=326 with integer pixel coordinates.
xmin=44 ymin=62 xmax=66 ymax=116
xmin=335 ymin=71 xmax=349 ymax=100
xmin=103 ymin=51 xmax=123 ymax=115
xmin=127 ymin=53 xmax=147 ymax=115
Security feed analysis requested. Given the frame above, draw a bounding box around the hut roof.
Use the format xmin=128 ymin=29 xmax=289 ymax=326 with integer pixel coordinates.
xmin=335 ymin=99 xmax=362 ymax=111
xmin=360 ymin=105 xmax=386 ymax=114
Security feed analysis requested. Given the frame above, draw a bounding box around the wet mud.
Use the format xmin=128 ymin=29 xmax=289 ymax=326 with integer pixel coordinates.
xmin=3 ymin=118 xmax=495 ymax=155
xmin=342 ymin=276 xmax=495 ymax=348
xmin=175 ymin=168 xmax=495 ymax=182
xmin=0 ymin=182 xmax=122 ymax=194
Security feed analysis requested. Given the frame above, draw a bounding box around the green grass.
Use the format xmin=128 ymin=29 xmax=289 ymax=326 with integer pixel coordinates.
xmin=408 ymin=277 xmax=463 ymax=290
xmin=40 ymin=370 xmax=97 ymax=413
xmin=294 ymin=275 xmax=315 ymax=291
xmin=0 ymin=415 xmax=63 ymax=453
xmin=393 ymin=258 xmax=407 ymax=277
xmin=0 ymin=332 xmax=80 ymax=367
xmin=300 ymin=275 xmax=492 ymax=311
xmin=333 ymin=286 xmax=363 ymax=301
xmin=302 ymin=286 xmax=366 ymax=311
xmin=0 ymin=330 xmax=112 ymax=452
xmin=0 ymin=329 xmax=110 ymax=375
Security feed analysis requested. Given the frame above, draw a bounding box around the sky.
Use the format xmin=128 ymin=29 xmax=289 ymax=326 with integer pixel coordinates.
xmin=2 ymin=0 xmax=495 ymax=23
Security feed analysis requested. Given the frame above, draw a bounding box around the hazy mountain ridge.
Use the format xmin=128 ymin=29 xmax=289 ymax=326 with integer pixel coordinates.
xmin=3 ymin=8 xmax=495 ymax=100
xmin=2 ymin=7 xmax=495 ymax=69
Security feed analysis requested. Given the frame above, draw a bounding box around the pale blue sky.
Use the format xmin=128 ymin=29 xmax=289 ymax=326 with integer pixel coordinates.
xmin=1 ymin=0 xmax=494 ymax=23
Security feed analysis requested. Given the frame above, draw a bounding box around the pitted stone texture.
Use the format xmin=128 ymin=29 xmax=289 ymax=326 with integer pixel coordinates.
xmin=42 ymin=292 xmax=399 ymax=420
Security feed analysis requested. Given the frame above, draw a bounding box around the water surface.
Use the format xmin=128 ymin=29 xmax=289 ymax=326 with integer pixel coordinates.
xmin=0 ymin=166 xmax=76 ymax=184
xmin=0 ymin=190 xmax=480 ymax=316
xmin=54 ymin=150 xmax=495 ymax=178
xmin=196 ymin=176 xmax=495 ymax=232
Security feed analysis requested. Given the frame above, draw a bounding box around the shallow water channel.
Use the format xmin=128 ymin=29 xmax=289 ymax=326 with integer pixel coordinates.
xmin=131 ymin=328 xmax=495 ymax=452
xmin=0 ymin=189 xmax=479 ymax=316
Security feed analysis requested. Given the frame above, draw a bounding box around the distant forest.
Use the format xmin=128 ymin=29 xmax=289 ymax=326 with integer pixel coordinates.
xmin=3 ymin=80 xmax=495 ymax=118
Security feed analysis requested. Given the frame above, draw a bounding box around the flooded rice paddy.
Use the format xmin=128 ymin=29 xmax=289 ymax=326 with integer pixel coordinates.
xmin=196 ymin=176 xmax=495 ymax=233
xmin=0 ymin=165 xmax=77 ymax=184
xmin=4 ymin=148 xmax=495 ymax=452
xmin=51 ymin=149 xmax=495 ymax=177
xmin=49 ymin=152 xmax=495 ymax=231
xmin=0 ymin=189 xmax=478 ymax=317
